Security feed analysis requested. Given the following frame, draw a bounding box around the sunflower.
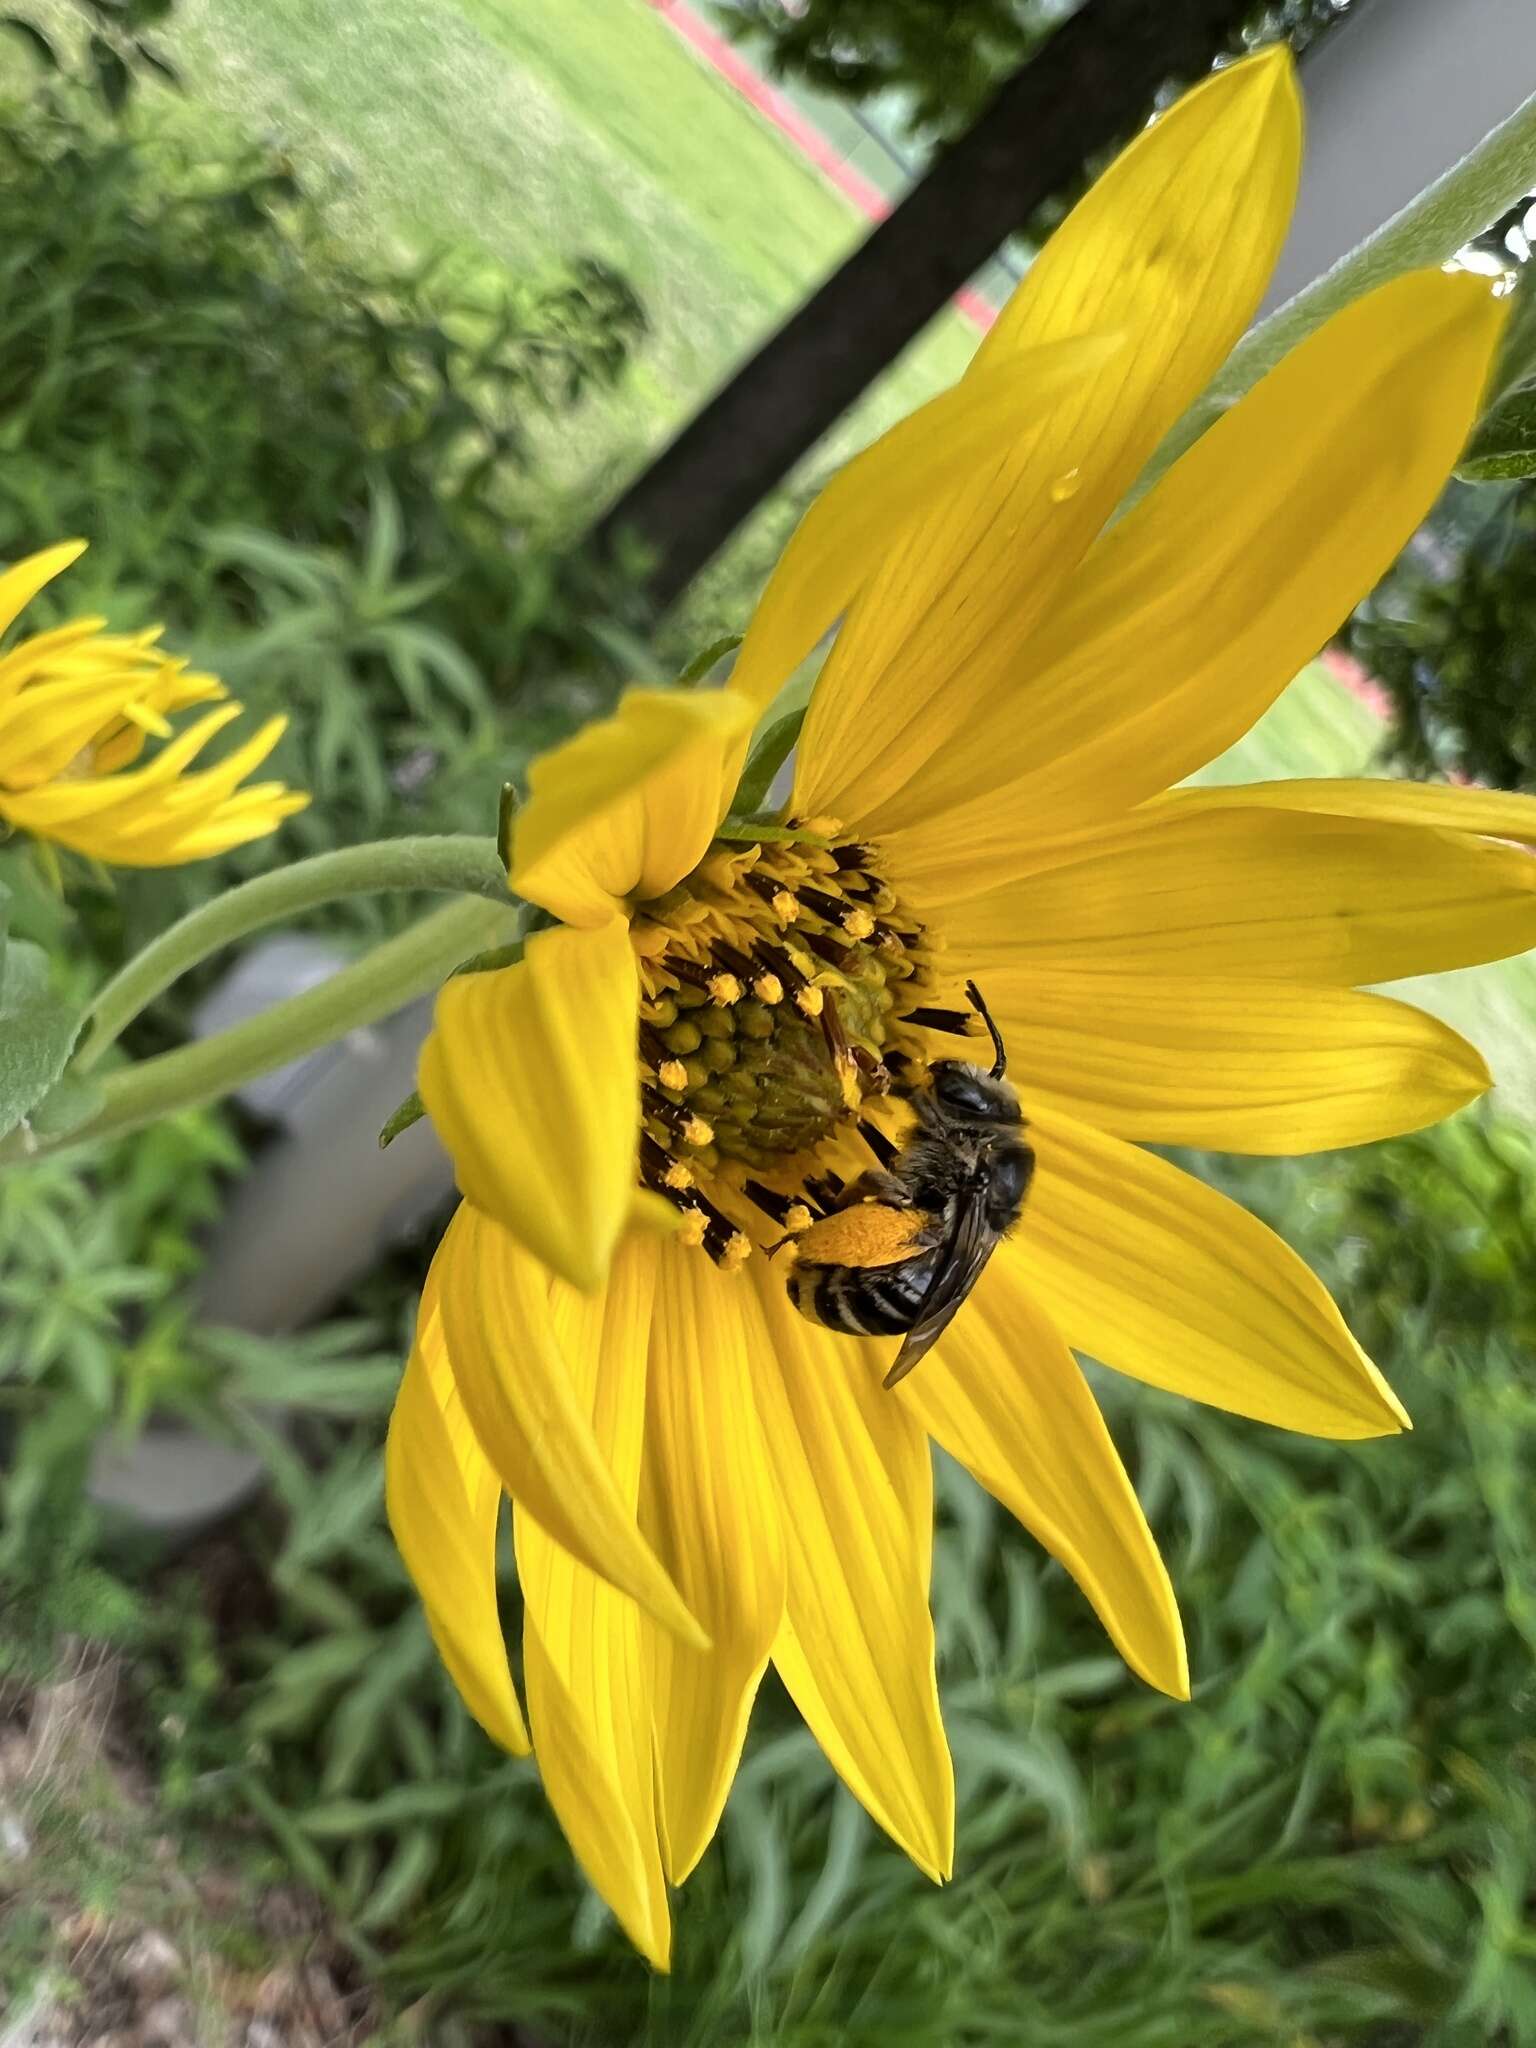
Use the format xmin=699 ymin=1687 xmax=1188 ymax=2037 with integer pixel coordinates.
xmin=0 ymin=540 xmax=307 ymax=866
xmin=386 ymin=48 xmax=1536 ymax=1967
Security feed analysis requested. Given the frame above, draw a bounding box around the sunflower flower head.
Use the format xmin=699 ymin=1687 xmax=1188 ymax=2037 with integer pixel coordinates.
xmin=0 ymin=541 xmax=307 ymax=867
xmin=387 ymin=48 xmax=1536 ymax=1969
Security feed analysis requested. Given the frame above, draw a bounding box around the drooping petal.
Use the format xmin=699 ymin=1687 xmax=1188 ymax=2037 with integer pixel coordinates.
xmin=516 ymin=1237 xmax=671 ymax=1970
xmin=1010 ymin=1106 xmax=1408 ymax=1439
xmin=794 ymin=48 xmax=1300 ymax=830
xmin=419 ymin=920 xmax=639 ymax=1292
xmin=0 ymin=540 xmax=86 ymax=648
xmin=511 ymin=687 xmax=755 ymax=927
xmin=883 ymin=270 xmax=1508 ymax=894
xmin=729 ymin=334 xmax=1121 ymax=714
xmin=943 ymin=801 xmax=1536 ymax=985
xmin=384 ymin=1268 xmax=530 ymax=1757
xmin=638 ymin=1240 xmax=785 ymax=1883
xmin=0 ymin=705 xmax=307 ymax=864
xmin=900 ymin=1247 xmax=1186 ymax=1699
xmin=434 ymin=1204 xmax=706 ymax=1646
xmin=748 ymin=1267 xmax=952 ymax=1879
xmin=988 ymin=970 xmax=1489 ymax=1153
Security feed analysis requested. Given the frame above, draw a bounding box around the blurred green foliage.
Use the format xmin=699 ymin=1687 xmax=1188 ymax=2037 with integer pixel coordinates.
xmin=9 ymin=1106 xmax=1536 ymax=2043
xmin=1346 ymin=481 xmax=1536 ymax=794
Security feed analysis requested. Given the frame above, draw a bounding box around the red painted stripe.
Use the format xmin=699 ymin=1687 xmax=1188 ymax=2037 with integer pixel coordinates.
xmin=644 ymin=0 xmax=996 ymax=331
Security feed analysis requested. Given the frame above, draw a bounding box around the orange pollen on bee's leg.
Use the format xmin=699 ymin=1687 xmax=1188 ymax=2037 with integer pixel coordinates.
xmin=630 ymin=824 xmax=946 ymax=1268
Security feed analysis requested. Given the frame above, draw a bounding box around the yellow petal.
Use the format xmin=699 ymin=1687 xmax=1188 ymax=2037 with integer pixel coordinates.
xmin=1010 ymin=1106 xmax=1408 ymax=1439
xmin=419 ymin=921 xmax=638 ymax=1292
xmin=794 ymin=48 xmax=1300 ymax=830
xmin=945 ymin=800 xmax=1536 ymax=986
xmin=992 ymin=970 xmax=1489 ymax=1153
xmin=730 ymin=333 xmax=1121 ymax=714
xmin=884 ymin=270 xmax=1508 ymax=894
xmin=384 ymin=1269 xmax=530 ymax=1757
xmin=0 ymin=540 xmax=86 ymax=644
xmin=1166 ymin=776 xmax=1536 ymax=847
xmin=900 ymin=1246 xmax=1186 ymax=1698
xmin=511 ymin=687 xmax=755 ymax=927
xmin=434 ymin=1205 xmax=706 ymax=1646
xmin=748 ymin=1267 xmax=952 ymax=1879
xmin=638 ymin=1239 xmax=785 ymax=1883
xmin=516 ymin=1237 xmax=671 ymax=1970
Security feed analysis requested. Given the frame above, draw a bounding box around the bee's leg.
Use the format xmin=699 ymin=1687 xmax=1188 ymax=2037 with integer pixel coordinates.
xmin=803 ymin=1168 xmax=846 ymax=1214
xmin=857 ymin=1117 xmax=900 ymax=1171
xmin=830 ymin=1167 xmax=914 ymax=1209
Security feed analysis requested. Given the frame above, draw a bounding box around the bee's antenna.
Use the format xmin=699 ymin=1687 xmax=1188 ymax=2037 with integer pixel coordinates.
xmin=964 ymin=979 xmax=1006 ymax=1078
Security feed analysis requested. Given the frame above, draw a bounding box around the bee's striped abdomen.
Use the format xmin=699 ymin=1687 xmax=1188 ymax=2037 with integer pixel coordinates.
xmin=789 ymin=1250 xmax=941 ymax=1338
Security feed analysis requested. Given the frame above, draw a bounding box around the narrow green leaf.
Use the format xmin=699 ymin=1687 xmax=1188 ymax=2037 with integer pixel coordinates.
xmin=0 ymin=942 xmax=83 ymax=1142
xmin=87 ymin=32 xmax=131 ymax=113
xmin=1490 ymin=273 xmax=1536 ymax=399
xmin=1458 ymin=387 xmax=1536 ymax=480
xmin=352 ymin=1827 xmax=438 ymax=1932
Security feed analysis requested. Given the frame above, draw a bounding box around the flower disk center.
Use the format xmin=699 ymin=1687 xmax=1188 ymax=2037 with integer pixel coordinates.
xmin=631 ymin=830 xmax=945 ymax=1266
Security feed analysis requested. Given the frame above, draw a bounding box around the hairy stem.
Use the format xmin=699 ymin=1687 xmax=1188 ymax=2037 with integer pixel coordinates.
xmin=77 ymin=834 xmax=507 ymax=1070
xmin=13 ymin=894 xmax=518 ymax=1161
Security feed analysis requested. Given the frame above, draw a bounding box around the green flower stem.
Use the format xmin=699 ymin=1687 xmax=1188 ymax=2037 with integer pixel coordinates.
xmin=15 ymin=894 xmax=518 ymax=1161
xmin=77 ymin=834 xmax=507 ymax=1071
xmin=1141 ymin=84 xmax=1536 ymax=495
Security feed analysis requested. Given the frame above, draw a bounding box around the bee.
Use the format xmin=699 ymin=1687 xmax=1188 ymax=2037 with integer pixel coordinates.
xmin=783 ymin=982 xmax=1034 ymax=1388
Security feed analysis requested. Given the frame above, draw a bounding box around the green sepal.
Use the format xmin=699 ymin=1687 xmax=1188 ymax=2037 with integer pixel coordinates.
xmin=448 ymin=939 xmax=525 ymax=979
xmin=379 ymin=1089 xmax=426 ymax=1150
xmin=715 ymin=816 xmax=829 ymax=848
xmin=729 ymin=705 xmax=806 ymax=820
xmin=496 ymin=782 xmax=518 ymax=874
xmin=676 ymin=633 xmax=743 ymax=686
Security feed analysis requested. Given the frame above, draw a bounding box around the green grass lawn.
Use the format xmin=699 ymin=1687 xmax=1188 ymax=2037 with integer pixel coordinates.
xmin=164 ymin=0 xmax=976 ymax=490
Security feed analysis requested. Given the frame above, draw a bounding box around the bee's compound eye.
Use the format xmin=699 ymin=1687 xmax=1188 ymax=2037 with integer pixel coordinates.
xmin=931 ymin=1063 xmax=995 ymax=1117
xmin=992 ymin=1142 xmax=1035 ymax=1211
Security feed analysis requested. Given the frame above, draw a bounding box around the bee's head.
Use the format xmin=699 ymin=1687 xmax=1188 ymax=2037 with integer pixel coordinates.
xmin=928 ymin=1060 xmax=1022 ymax=1125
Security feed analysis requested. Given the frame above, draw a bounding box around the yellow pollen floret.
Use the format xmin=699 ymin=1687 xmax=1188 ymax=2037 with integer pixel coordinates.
xmin=658 ymin=1057 xmax=688 ymax=1091
xmin=795 ymin=986 xmax=825 ymax=1019
xmin=784 ymin=1203 xmax=814 ymax=1234
xmin=840 ymin=907 xmax=876 ymax=941
xmin=721 ymin=1231 xmax=753 ymax=1271
xmin=677 ymin=1209 xmax=708 ymax=1248
xmin=753 ymin=972 xmax=784 ymax=1004
xmin=662 ymin=1159 xmax=694 ymax=1191
xmin=707 ymin=972 xmax=743 ymax=1006
xmin=682 ymin=1113 xmax=714 ymax=1148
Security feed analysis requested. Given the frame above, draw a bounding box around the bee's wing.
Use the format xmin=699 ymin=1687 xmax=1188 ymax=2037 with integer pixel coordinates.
xmin=881 ymin=1193 xmax=1001 ymax=1390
